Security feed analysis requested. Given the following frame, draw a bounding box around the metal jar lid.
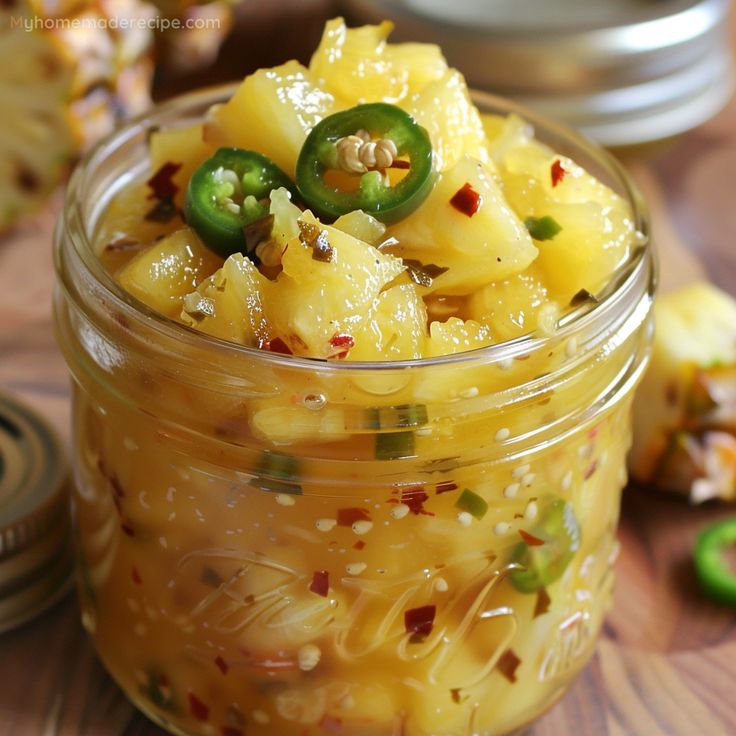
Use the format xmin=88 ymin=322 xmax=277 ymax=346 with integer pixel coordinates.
xmin=0 ymin=391 xmax=73 ymax=633
xmin=343 ymin=0 xmax=734 ymax=146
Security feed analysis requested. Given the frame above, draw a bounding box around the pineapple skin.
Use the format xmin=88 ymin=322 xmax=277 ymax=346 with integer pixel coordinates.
xmin=0 ymin=0 xmax=155 ymax=232
xmin=629 ymin=282 xmax=736 ymax=502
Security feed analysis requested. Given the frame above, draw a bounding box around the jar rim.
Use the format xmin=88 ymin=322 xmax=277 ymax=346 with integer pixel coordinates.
xmin=59 ymin=82 xmax=655 ymax=373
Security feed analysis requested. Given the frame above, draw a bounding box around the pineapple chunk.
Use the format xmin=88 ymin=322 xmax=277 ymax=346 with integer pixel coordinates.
xmin=630 ymin=282 xmax=736 ymax=502
xmin=498 ymin=138 xmax=634 ymax=302
xmin=348 ymin=284 xmax=427 ymax=361
xmin=117 ymin=227 xmax=222 ymax=317
xmin=180 ymin=253 xmax=269 ymax=346
xmin=203 ymin=60 xmax=336 ymax=176
xmin=467 ymin=265 xmax=555 ymax=342
xmin=426 ymin=317 xmax=493 ymax=357
xmin=387 ymin=156 xmax=538 ymax=295
xmin=149 ymin=123 xmax=213 ymax=208
xmin=333 ymin=210 xmax=386 ymax=246
xmin=263 ymin=217 xmax=405 ymax=357
xmin=406 ymin=69 xmax=490 ymax=171
xmin=309 ymin=18 xmax=447 ymax=105
xmin=95 ymin=182 xmax=182 ymax=274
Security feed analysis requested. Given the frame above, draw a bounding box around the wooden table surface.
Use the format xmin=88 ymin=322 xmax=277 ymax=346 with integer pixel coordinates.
xmin=1 ymin=9 xmax=736 ymax=736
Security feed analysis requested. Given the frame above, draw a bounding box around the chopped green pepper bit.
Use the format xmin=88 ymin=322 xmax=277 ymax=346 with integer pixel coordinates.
xmin=694 ymin=518 xmax=736 ymax=607
xmin=375 ymin=431 xmax=415 ymax=460
xmin=252 ymin=451 xmax=303 ymax=494
xmin=184 ymin=147 xmax=296 ymax=258
xmin=510 ymin=498 xmax=580 ymax=593
xmin=524 ymin=215 xmax=562 ymax=241
xmin=365 ymin=403 xmax=429 ymax=430
xmin=296 ymin=103 xmax=436 ymax=224
xmin=455 ymin=488 xmax=488 ymax=520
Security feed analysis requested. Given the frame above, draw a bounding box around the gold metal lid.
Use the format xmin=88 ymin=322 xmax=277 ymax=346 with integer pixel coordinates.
xmin=0 ymin=391 xmax=73 ymax=633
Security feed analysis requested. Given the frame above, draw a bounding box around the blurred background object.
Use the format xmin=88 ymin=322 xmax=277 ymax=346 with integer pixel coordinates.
xmin=152 ymin=0 xmax=338 ymax=96
xmin=342 ymin=0 xmax=734 ymax=146
xmin=0 ymin=0 xmax=155 ymax=231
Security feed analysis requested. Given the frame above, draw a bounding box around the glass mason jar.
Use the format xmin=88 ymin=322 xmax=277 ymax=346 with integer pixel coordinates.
xmin=54 ymin=86 xmax=655 ymax=736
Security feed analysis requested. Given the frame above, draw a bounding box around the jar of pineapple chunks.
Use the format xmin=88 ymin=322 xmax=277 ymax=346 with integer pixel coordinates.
xmin=54 ymin=85 xmax=654 ymax=736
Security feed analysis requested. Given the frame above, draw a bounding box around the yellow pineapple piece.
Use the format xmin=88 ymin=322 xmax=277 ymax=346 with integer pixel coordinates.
xmin=117 ymin=228 xmax=222 ymax=318
xmin=348 ymin=283 xmax=427 ymax=361
xmin=203 ymin=60 xmax=337 ymax=176
xmin=387 ymin=156 xmax=537 ymax=295
xmin=309 ymin=17 xmax=447 ymax=105
xmin=467 ymin=265 xmax=555 ymax=342
xmin=426 ymin=317 xmax=493 ymax=357
xmin=333 ymin=210 xmax=386 ymax=246
xmin=262 ymin=216 xmax=405 ymax=357
xmin=497 ymin=137 xmax=634 ymax=302
xmin=180 ymin=253 xmax=269 ymax=347
xmin=149 ymin=123 xmax=213 ymax=208
xmin=406 ymin=69 xmax=489 ymax=171
xmin=630 ymin=282 xmax=736 ymax=502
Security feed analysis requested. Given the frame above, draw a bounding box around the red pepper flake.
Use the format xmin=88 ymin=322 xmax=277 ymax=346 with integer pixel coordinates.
xmin=188 ymin=692 xmax=210 ymax=721
xmin=497 ymin=649 xmax=522 ymax=683
xmin=328 ymin=332 xmax=354 ymax=359
xmin=353 ymin=540 xmax=366 ymax=551
xmin=221 ymin=728 xmax=243 ymax=736
xmin=400 ymin=486 xmax=433 ymax=516
xmin=534 ymin=587 xmax=552 ymax=618
xmin=121 ymin=522 xmax=135 ymax=537
xmin=131 ymin=566 xmax=142 ymax=585
xmin=330 ymin=333 xmax=355 ymax=349
xmin=519 ymin=529 xmax=545 ymax=547
xmin=337 ymin=507 xmax=371 ymax=526
xmin=260 ymin=337 xmax=292 ymax=354
xmin=584 ymin=461 xmax=598 ymax=480
xmin=404 ymin=605 xmax=436 ymax=642
xmin=389 ymin=159 xmax=411 ymax=169
xmin=450 ymin=182 xmax=482 ymax=217
xmin=435 ymin=480 xmax=458 ymax=495
xmin=551 ymin=159 xmax=566 ymax=187
xmin=319 ymin=715 xmax=344 ymax=732
xmin=214 ymin=655 xmax=229 ymax=675
xmin=147 ymin=161 xmax=182 ymax=201
xmin=309 ymin=570 xmax=329 ymax=597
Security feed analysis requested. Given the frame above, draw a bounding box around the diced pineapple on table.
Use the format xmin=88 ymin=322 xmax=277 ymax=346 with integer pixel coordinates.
xmin=629 ymin=282 xmax=736 ymax=502
xmin=387 ymin=155 xmax=538 ymax=296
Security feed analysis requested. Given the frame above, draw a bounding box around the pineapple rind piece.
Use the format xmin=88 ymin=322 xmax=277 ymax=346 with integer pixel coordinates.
xmin=630 ymin=282 xmax=736 ymax=502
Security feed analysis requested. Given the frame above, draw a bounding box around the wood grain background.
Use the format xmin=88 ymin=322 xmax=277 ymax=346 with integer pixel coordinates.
xmin=1 ymin=4 xmax=735 ymax=735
